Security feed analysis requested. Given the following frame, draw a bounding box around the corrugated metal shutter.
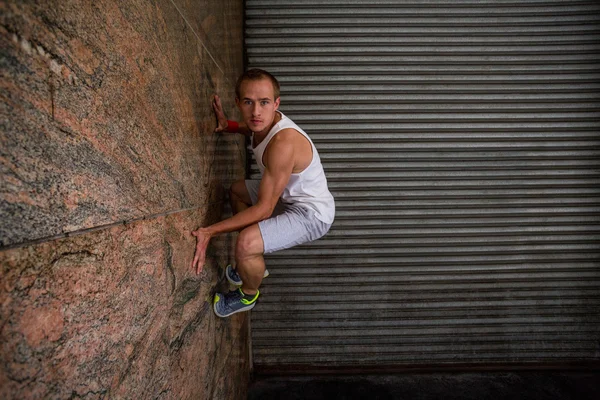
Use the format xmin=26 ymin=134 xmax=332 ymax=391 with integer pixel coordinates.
xmin=244 ymin=0 xmax=600 ymax=369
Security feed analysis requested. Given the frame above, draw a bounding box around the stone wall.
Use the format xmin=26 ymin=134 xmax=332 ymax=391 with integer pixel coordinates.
xmin=0 ymin=0 xmax=248 ymax=398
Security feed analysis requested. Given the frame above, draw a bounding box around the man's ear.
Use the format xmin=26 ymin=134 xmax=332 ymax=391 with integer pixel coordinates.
xmin=274 ymin=97 xmax=280 ymax=110
xmin=235 ymin=97 xmax=240 ymax=108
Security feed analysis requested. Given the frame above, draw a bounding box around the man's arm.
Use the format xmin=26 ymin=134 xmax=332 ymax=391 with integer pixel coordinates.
xmin=207 ymin=138 xmax=294 ymax=234
xmin=191 ymin=133 xmax=295 ymax=274
xmin=212 ymin=95 xmax=252 ymax=137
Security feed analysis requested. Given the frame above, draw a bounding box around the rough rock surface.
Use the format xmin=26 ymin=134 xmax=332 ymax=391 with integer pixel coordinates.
xmin=0 ymin=206 xmax=249 ymax=399
xmin=1 ymin=0 xmax=248 ymax=398
xmin=0 ymin=0 xmax=245 ymax=247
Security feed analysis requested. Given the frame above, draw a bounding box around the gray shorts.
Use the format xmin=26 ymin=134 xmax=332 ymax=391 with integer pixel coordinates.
xmin=245 ymin=180 xmax=332 ymax=254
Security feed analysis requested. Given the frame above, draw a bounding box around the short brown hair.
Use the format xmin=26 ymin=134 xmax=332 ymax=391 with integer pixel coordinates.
xmin=235 ymin=68 xmax=280 ymax=100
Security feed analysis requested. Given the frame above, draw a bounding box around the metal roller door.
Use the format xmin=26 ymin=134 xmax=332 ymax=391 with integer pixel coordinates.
xmin=244 ymin=0 xmax=600 ymax=369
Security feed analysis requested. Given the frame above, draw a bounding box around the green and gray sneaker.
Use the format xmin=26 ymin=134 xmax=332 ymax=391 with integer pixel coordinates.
xmin=225 ymin=264 xmax=269 ymax=287
xmin=213 ymin=288 xmax=259 ymax=318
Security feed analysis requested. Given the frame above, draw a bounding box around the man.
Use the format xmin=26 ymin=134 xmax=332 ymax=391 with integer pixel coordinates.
xmin=191 ymin=68 xmax=335 ymax=318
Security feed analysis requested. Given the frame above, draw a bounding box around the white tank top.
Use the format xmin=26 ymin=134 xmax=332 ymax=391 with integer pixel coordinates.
xmin=251 ymin=112 xmax=335 ymax=224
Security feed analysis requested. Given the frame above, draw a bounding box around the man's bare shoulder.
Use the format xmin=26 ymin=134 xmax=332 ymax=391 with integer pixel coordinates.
xmin=265 ymin=128 xmax=300 ymax=151
xmin=265 ymin=128 xmax=313 ymax=173
xmin=272 ymin=128 xmax=302 ymax=142
xmin=265 ymin=129 xmax=300 ymax=153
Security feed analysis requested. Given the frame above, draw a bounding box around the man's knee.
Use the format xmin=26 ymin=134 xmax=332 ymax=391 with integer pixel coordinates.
xmin=236 ymin=225 xmax=264 ymax=259
xmin=230 ymin=180 xmax=252 ymax=205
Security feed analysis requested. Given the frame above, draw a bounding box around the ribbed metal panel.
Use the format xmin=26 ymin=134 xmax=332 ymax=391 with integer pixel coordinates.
xmin=245 ymin=0 xmax=600 ymax=368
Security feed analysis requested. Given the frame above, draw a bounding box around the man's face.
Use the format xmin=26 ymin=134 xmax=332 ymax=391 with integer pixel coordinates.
xmin=236 ymin=78 xmax=280 ymax=134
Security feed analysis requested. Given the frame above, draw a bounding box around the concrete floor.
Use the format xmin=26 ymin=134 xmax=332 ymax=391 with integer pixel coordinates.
xmin=248 ymin=371 xmax=600 ymax=400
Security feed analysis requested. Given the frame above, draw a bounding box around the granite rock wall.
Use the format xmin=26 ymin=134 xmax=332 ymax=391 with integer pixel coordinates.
xmin=0 ymin=0 xmax=248 ymax=398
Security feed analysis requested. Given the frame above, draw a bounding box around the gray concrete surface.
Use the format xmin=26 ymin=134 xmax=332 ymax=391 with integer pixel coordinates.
xmin=248 ymin=371 xmax=600 ymax=400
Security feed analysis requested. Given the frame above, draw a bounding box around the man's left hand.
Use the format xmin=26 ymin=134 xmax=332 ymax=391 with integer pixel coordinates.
xmin=191 ymin=227 xmax=212 ymax=275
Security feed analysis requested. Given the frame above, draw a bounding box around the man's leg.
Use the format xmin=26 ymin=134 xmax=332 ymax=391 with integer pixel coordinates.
xmin=213 ymin=222 xmax=265 ymax=318
xmin=235 ymin=224 xmax=266 ymax=295
xmin=215 ymin=205 xmax=331 ymax=317
xmin=230 ymin=179 xmax=252 ymax=216
xmin=224 ymin=180 xmax=270 ymax=287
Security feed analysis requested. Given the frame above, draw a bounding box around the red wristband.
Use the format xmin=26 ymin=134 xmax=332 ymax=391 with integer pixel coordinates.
xmin=227 ymin=120 xmax=239 ymax=133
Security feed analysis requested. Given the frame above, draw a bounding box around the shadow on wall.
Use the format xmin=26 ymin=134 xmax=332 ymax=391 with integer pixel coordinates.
xmin=0 ymin=0 xmax=248 ymax=398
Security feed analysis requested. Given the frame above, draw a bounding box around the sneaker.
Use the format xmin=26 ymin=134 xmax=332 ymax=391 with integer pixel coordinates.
xmin=225 ymin=264 xmax=269 ymax=286
xmin=213 ymin=288 xmax=259 ymax=318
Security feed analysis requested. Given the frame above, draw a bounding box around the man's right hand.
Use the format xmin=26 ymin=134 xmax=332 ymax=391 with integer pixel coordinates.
xmin=191 ymin=227 xmax=213 ymax=275
xmin=212 ymin=95 xmax=228 ymax=133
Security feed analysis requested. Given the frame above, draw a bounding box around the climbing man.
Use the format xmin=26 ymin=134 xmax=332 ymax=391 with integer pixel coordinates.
xmin=191 ymin=68 xmax=335 ymax=318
